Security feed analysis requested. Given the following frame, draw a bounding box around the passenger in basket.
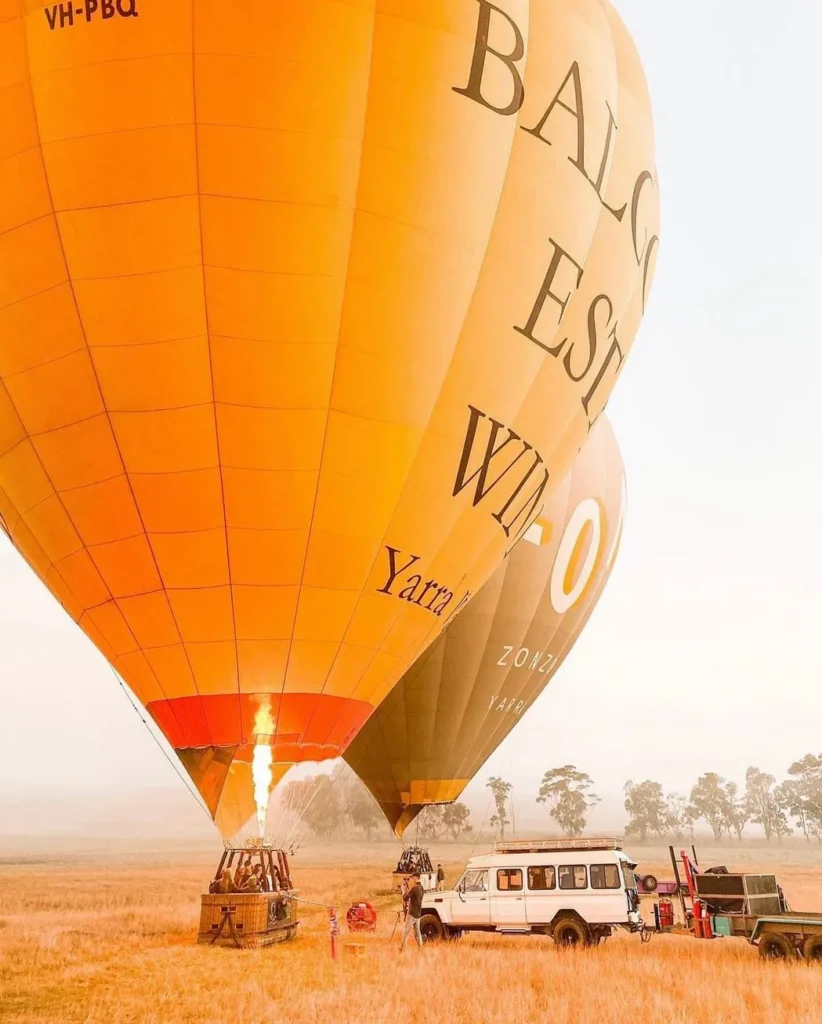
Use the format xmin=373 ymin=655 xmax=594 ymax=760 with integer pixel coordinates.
xmin=214 ymin=869 xmax=235 ymax=894
xmin=234 ymin=857 xmax=251 ymax=890
xmin=243 ymin=870 xmax=262 ymax=893
xmin=400 ymin=873 xmax=425 ymax=952
xmin=436 ymin=864 xmax=446 ymax=891
xmin=253 ymin=864 xmax=270 ymax=892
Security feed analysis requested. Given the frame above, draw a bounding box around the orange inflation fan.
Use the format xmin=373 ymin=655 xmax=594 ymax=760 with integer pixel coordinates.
xmin=346 ymin=902 xmax=378 ymax=933
xmin=0 ymin=0 xmax=659 ymax=838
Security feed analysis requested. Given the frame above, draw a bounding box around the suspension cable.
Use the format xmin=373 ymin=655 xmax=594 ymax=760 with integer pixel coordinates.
xmin=109 ymin=666 xmax=213 ymax=825
xmin=282 ymin=765 xmax=350 ymax=849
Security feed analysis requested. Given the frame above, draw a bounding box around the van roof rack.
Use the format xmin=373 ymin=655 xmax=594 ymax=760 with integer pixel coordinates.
xmin=494 ymin=837 xmax=624 ymax=854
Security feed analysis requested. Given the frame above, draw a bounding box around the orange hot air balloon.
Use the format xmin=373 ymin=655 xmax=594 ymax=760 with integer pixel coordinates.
xmin=0 ymin=1 xmax=657 ymax=837
xmin=344 ymin=417 xmax=625 ymax=836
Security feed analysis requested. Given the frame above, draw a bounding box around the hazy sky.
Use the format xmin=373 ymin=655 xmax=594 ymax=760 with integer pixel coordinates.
xmin=1 ymin=0 xmax=820 ymax=825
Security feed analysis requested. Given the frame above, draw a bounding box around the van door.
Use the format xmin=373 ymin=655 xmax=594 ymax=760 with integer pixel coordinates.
xmin=491 ymin=867 xmax=527 ymax=926
xmin=524 ymin=865 xmax=556 ymax=925
xmin=588 ymin=862 xmax=626 ymax=923
xmin=452 ymin=868 xmax=490 ymax=927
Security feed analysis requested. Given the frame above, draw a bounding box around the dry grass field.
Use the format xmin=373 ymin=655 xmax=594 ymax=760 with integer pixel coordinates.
xmin=3 ymin=841 xmax=822 ymax=1023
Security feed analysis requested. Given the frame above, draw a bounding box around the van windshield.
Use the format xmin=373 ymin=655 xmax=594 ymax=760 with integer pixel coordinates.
xmin=462 ymin=869 xmax=488 ymax=892
xmin=621 ymin=863 xmax=637 ymax=890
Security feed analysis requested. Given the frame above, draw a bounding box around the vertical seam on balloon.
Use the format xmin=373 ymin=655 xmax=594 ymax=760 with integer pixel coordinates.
xmin=298 ymin=5 xmax=532 ymax=761
xmin=189 ymin=0 xmax=244 ymax=756
xmin=267 ymin=1 xmax=381 ymax=771
xmin=0 ymin=332 xmax=160 ymax=711
xmin=446 ymin=559 xmax=516 ymax=788
xmin=420 ymin=634 xmax=450 ymax=803
xmin=16 ymin=14 xmax=200 ymax=755
xmin=308 ymin=11 xmax=534 ymax=756
xmin=0 ymin=403 xmax=59 ymax=587
xmin=359 ymin=637 xmax=422 ymax=822
xmin=0 ymin=370 xmax=168 ymax=722
xmin=397 ymin=642 xmax=417 ymax=818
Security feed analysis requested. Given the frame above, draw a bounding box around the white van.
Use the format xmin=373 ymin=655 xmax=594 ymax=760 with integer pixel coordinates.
xmin=419 ymin=837 xmax=642 ymax=946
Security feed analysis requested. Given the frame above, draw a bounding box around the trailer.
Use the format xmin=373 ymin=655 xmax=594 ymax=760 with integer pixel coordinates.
xmin=653 ymin=846 xmax=822 ymax=961
xmin=749 ymin=915 xmax=822 ymax=960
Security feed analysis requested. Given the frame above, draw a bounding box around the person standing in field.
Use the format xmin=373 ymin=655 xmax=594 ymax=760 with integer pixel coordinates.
xmin=400 ymin=873 xmax=424 ymax=951
xmin=436 ymin=864 xmax=446 ymax=891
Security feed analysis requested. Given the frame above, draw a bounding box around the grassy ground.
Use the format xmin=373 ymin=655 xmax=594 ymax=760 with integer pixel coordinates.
xmin=2 ymin=841 xmax=822 ymax=1023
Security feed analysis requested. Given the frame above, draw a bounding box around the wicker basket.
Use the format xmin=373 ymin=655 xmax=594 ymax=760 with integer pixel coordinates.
xmin=198 ymin=891 xmax=299 ymax=948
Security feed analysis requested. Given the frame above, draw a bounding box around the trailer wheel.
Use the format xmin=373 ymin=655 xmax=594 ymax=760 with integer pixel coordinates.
xmin=758 ymin=932 xmax=797 ymax=961
xmin=802 ymin=936 xmax=822 ymax=962
xmin=552 ymin=916 xmax=590 ymax=949
xmin=642 ymin=874 xmax=658 ymax=893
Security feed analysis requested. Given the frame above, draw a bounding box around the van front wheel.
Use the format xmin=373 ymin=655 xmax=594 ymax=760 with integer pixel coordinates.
xmin=552 ymin=917 xmax=591 ymax=949
xmin=420 ymin=914 xmax=445 ymax=943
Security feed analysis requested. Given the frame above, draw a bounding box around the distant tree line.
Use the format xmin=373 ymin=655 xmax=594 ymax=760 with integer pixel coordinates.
xmin=278 ymin=754 xmax=822 ymax=845
xmin=514 ymin=756 xmax=822 ymax=843
xmin=415 ymin=803 xmax=473 ymax=841
xmin=279 ymin=765 xmax=473 ymax=842
xmin=279 ymin=765 xmax=384 ymax=841
xmin=622 ymin=762 xmax=822 ymax=844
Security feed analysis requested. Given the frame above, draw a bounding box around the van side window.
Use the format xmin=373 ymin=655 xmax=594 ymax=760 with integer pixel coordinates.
xmin=558 ymin=865 xmax=588 ymax=889
xmin=497 ymin=869 xmax=523 ymax=891
xmin=527 ymin=866 xmax=556 ymax=890
xmin=590 ymin=864 xmax=621 ymax=889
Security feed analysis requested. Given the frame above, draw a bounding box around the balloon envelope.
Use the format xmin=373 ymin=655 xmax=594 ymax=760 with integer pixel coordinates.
xmin=0 ymin=1 xmax=656 ymax=834
xmin=344 ymin=417 xmax=626 ymax=836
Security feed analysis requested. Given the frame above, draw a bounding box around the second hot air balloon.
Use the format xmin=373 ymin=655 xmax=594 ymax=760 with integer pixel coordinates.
xmin=344 ymin=417 xmax=626 ymax=836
